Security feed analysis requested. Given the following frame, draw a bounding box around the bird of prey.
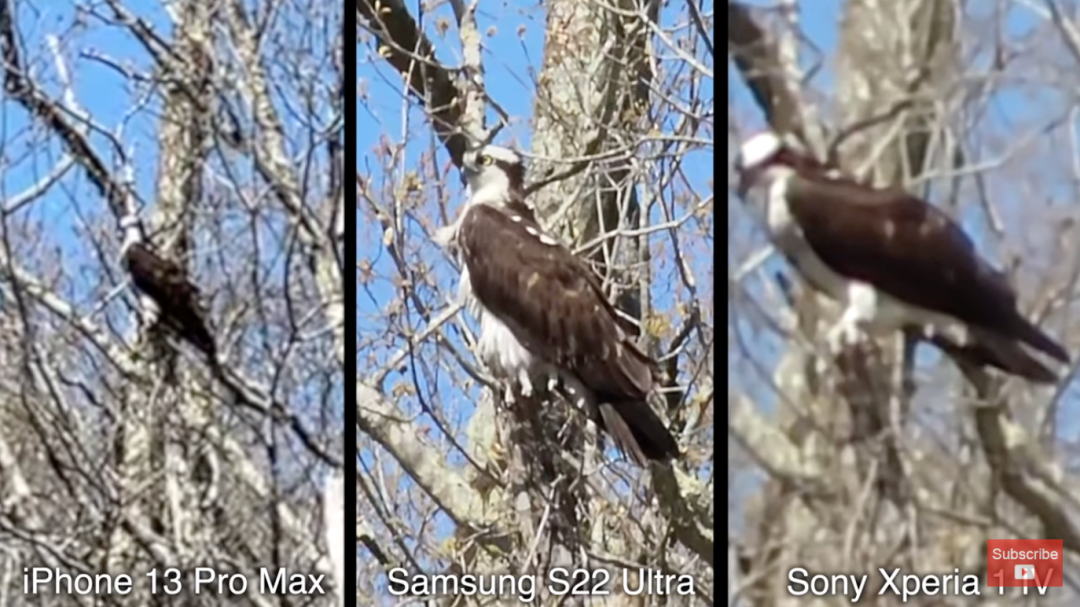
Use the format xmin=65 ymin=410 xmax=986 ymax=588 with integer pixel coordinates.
xmin=734 ymin=130 xmax=1070 ymax=382
xmin=435 ymin=144 xmax=679 ymax=465
xmin=120 ymin=213 xmax=217 ymax=361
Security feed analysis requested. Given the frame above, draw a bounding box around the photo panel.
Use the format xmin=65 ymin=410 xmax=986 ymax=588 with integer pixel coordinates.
xmin=0 ymin=2 xmax=345 ymax=604
xmin=729 ymin=1 xmax=1078 ymax=603
xmin=359 ymin=0 xmax=714 ymax=603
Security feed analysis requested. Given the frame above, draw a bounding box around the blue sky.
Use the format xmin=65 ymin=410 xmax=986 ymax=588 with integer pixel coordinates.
xmin=358 ymin=0 xmax=714 ymax=592
xmin=3 ymin=3 xmax=166 ymax=269
xmin=728 ymin=1 xmax=1080 ymax=536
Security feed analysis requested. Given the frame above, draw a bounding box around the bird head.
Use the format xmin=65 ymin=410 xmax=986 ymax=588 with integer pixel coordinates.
xmin=461 ymin=144 xmax=526 ymax=203
xmin=119 ymin=214 xmax=141 ymax=231
xmin=119 ymin=213 xmax=145 ymax=257
xmin=734 ymin=131 xmax=814 ymax=197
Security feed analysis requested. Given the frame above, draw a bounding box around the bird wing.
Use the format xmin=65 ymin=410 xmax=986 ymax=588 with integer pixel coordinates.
xmin=125 ymin=245 xmax=200 ymax=303
xmin=459 ymin=203 xmax=654 ymax=400
xmin=785 ymin=176 xmax=1068 ymax=362
xmin=125 ymin=244 xmax=216 ymax=357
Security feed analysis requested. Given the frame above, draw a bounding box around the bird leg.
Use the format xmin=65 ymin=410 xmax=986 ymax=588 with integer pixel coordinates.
xmin=826 ymin=311 xmax=863 ymax=354
xmin=826 ymin=282 xmax=878 ymax=354
xmin=501 ymin=383 xmax=517 ymax=407
xmin=516 ymin=367 xmax=535 ymax=398
xmin=513 ymin=364 xmax=564 ymax=401
xmin=546 ymin=374 xmax=559 ymax=393
xmin=534 ymin=365 xmax=561 ymax=396
xmin=557 ymin=374 xmax=592 ymax=411
xmin=555 ymin=375 xmax=604 ymax=455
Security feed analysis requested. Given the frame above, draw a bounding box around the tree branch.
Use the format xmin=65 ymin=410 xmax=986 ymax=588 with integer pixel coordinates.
xmin=358 ymin=0 xmax=470 ymax=164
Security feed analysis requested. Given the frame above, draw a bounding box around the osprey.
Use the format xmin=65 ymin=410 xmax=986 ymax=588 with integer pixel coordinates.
xmin=735 ymin=130 xmax=1070 ymax=382
xmin=120 ymin=214 xmax=217 ymax=361
xmin=436 ymin=144 xmax=679 ymax=465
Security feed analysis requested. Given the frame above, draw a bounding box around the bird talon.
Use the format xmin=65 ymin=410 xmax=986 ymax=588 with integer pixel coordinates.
xmin=827 ymin=317 xmax=862 ymax=353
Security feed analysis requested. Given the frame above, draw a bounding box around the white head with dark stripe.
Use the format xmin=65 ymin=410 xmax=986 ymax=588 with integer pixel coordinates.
xmin=735 ymin=131 xmax=823 ymax=197
xmin=461 ymin=145 xmax=526 ymax=205
xmin=119 ymin=213 xmax=147 ymax=258
xmin=432 ymin=145 xmax=529 ymax=249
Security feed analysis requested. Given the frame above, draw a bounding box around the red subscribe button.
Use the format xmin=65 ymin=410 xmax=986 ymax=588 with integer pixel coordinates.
xmin=987 ymin=539 xmax=1062 ymax=588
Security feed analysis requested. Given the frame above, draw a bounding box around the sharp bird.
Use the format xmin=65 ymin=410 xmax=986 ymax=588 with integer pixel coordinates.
xmin=735 ymin=130 xmax=1071 ymax=383
xmin=435 ymin=144 xmax=679 ymax=465
xmin=120 ymin=214 xmax=217 ymax=362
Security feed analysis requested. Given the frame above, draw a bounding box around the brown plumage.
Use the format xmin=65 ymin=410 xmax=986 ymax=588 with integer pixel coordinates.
xmin=784 ymin=175 xmax=1068 ymax=366
xmin=736 ymin=131 xmax=1069 ymax=382
xmin=458 ymin=202 xmax=678 ymax=465
xmin=124 ymin=241 xmax=216 ymax=360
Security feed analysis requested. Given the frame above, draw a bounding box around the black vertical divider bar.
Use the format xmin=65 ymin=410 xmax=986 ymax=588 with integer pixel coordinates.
xmin=717 ymin=73 xmax=729 ymax=580
xmin=344 ymin=1 xmax=358 ymax=603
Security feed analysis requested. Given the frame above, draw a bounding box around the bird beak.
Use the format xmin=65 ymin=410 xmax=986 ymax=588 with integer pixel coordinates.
xmin=460 ymin=164 xmax=478 ymax=186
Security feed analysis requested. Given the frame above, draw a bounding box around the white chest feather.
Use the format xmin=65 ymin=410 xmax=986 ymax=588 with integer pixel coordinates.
xmin=475 ymin=304 xmax=535 ymax=376
xmin=765 ymin=175 xmax=850 ymax=302
xmin=457 ymin=265 xmax=537 ymax=386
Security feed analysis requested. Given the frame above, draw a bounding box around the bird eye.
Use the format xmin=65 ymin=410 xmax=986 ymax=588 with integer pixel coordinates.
xmin=479 ymin=154 xmax=494 ymax=166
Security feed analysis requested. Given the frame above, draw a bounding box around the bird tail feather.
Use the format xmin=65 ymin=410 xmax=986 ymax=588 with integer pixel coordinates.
xmin=597 ymin=400 xmax=679 ymax=466
xmin=1009 ymin=317 xmax=1070 ymax=363
xmin=930 ymin=331 xmax=1058 ymax=384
